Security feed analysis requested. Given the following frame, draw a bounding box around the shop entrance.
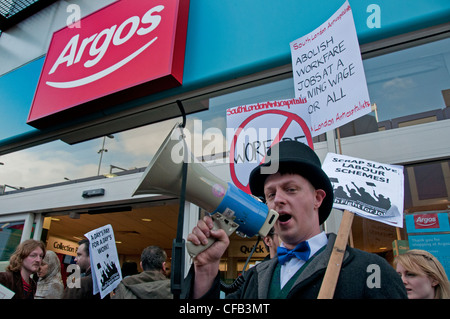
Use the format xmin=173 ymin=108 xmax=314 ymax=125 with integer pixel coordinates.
xmin=43 ymin=203 xmax=272 ymax=286
xmin=43 ymin=202 xmax=179 ymax=279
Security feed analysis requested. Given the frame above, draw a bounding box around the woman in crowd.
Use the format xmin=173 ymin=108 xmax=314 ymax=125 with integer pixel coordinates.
xmin=35 ymin=250 xmax=64 ymax=299
xmin=394 ymin=249 xmax=450 ymax=299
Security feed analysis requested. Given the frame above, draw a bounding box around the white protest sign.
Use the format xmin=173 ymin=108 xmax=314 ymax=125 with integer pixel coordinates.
xmin=290 ymin=1 xmax=371 ymax=136
xmin=322 ymin=153 xmax=404 ymax=227
xmin=0 ymin=283 xmax=15 ymax=299
xmin=84 ymin=224 xmax=122 ymax=299
xmin=226 ymin=98 xmax=312 ymax=193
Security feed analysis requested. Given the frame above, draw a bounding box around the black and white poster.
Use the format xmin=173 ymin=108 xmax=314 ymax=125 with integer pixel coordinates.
xmin=322 ymin=153 xmax=404 ymax=227
xmin=85 ymin=224 xmax=122 ymax=298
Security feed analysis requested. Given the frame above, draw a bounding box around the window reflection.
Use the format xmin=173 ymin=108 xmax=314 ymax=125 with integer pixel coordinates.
xmin=340 ymin=37 xmax=450 ymax=137
xmin=364 ymin=37 xmax=450 ymax=124
xmin=0 ymin=118 xmax=179 ymax=188
xmin=404 ymin=159 xmax=450 ymax=213
xmin=0 ymin=221 xmax=24 ymax=261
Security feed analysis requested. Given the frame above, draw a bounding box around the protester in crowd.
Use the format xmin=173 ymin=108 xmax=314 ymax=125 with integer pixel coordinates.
xmin=113 ymin=245 xmax=172 ymax=299
xmin=262 ymin=228 xmax=280 ymax=260
xmin=394 ymin=249 xmax=450 ymax=299
xmin=63 ymin=238 xmax=102 ymax=299
xmin=35 ymin=250 xmax=64 ymax=299
xmin=0 ymin=239 xmax=45 ymax=299
xmin=186 ymin=141 xmax=407 ymax=299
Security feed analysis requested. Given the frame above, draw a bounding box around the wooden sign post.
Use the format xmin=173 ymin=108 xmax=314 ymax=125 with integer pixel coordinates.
xmin=317 ymin=209 xmax=354 ymax=299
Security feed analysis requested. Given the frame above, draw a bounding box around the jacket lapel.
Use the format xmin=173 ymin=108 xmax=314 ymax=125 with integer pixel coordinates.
xmin=291 ymin=233 xmax=349 ymax=293
xmin=255 ymin=258 xmax=278 ymax=298
xmin=254 ymin=233 xmax=349 ymax=298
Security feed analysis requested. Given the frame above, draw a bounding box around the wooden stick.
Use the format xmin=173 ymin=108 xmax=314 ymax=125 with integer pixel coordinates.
xmin=396 ymin=227 xmax=402 ymax=240
xmin=371 ymin=103 xmax=379 ymax=122
xmin=317 ymin=209 xmax=354 ymax=299
xmin=334 ymin=127 xmax=353 ymax=249
xmin=336 ymin=127 xmax=343 ymax=154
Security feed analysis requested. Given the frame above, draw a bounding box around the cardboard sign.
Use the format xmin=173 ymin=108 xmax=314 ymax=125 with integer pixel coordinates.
xmin=226 ymin=98 xmax=311 ymax=193
xmin=290 ymin=1 xmax=371 ymax=136
xmin=322 ymin=153 xmax=404 ymax=227
xmin=28 ymin=0 xmax=189 ymax=128
xmin=84 ymin=224 xmax=122 ymax=299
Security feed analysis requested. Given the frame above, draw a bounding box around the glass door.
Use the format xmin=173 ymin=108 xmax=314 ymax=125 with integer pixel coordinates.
xmin=0 ymin=213 xmax=37 ymax=271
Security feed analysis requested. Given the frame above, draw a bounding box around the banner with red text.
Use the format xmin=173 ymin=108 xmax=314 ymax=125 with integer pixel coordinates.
xmin=290 ymin=1 xmax=371 ymax=136
xmin=226 ymin=98 xmax=311 ymax=193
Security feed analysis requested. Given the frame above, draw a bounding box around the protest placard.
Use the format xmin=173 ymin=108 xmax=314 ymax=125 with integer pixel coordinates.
xmin=84 ymin=224 xmax=122 ymax=299
xmin=226 ymin=98 xmax=311 ymax=193
xmin=290 ymin=1 xmax=371 ymax=136
xmin=322 ymin=153 xmax=404 ymax=227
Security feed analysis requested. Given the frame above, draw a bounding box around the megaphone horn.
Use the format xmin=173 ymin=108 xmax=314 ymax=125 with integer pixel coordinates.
xmin=132 ymin=123 xmax=278 ymax=257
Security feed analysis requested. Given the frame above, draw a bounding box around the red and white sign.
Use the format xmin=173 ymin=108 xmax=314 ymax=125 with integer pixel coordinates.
xmin=226 ymin=98 xmax=312 ymax=194
xmin=28 ymin=0 xmax=190 ymax=128
xmin=414 ymin=213 xmax=440 ymax=229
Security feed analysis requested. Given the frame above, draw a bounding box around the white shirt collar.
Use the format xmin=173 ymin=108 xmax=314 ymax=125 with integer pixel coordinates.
xmin=278 ymin=232 xmax=328 ymax=288
xmin=307 ymin=231 xmax=328 ymax=257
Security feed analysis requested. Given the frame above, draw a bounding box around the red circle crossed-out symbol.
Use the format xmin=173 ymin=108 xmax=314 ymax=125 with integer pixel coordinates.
xmin=229 ymin=109 xmax=313 ymax=193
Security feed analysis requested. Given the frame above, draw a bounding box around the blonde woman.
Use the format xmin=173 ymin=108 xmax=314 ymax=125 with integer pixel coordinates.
xmin=394 ymin=249 xmax=450 ymax=299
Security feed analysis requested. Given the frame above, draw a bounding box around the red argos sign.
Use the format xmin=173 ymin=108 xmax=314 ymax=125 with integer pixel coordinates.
xmin=28 ymin=0 xmax=190 ymax=128
xmin=414 ymin=213 xmax=440 ymax=229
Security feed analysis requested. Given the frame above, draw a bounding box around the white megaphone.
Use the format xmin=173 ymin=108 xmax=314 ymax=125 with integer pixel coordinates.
xmin=132 ymin=123 xmax=278 ymax=257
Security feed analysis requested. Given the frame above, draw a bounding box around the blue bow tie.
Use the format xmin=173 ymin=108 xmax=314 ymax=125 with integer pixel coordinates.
xmin=277 ymin=241 xmax=311 ymax=265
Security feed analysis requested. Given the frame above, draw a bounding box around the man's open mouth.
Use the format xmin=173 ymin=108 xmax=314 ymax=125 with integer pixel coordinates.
xmin=278 ymin=214 xmax=292 ymax=223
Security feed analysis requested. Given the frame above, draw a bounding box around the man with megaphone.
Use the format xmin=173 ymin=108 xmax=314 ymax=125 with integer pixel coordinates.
xmin=186 ymin=141 xmax=407 ymax=299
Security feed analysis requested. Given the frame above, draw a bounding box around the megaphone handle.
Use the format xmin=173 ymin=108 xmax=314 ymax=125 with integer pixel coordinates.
xmin=187 ymin=213 xmax=239 ymax=258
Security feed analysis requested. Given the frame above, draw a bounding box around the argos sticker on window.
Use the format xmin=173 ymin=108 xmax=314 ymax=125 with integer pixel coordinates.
xmin=406 ymin=213 xmax=450 ymax=233
xmin=28 ymin=0 xmax=189 ymax=128
xmin=414 ymin=214 xmax=440 ymax=229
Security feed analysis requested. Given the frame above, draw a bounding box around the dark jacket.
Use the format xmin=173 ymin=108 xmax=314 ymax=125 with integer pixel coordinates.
xmin=0 ymin=270 xmax=37 ymax=299
xmin=186 ymin=233 xmax=407 ymax=299
xmin=62 ymin=268 xmax=102 ymax=299
xmin=112 ymin=270 xmax=173 ymax=299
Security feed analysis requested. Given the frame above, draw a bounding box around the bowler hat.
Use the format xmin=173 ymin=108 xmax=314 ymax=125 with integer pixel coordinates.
xmin=249 ymin=141 xmax=333 ymax=225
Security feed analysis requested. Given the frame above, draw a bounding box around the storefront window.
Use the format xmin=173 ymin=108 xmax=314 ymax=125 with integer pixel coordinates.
xmin=180 ymin=37 xmax=450 ymax=153
xmin=329 ymin=36 xmax=450 ymax=137
xmin=0 ymin=220 xmax=24 ymax=262
xmin=404 ymin=159 xmax=450 ymax=212
xmin=353 ymin=159 xmax=450 ymax=265
xmin=365 ymin=38 xmax=450 ymax=125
